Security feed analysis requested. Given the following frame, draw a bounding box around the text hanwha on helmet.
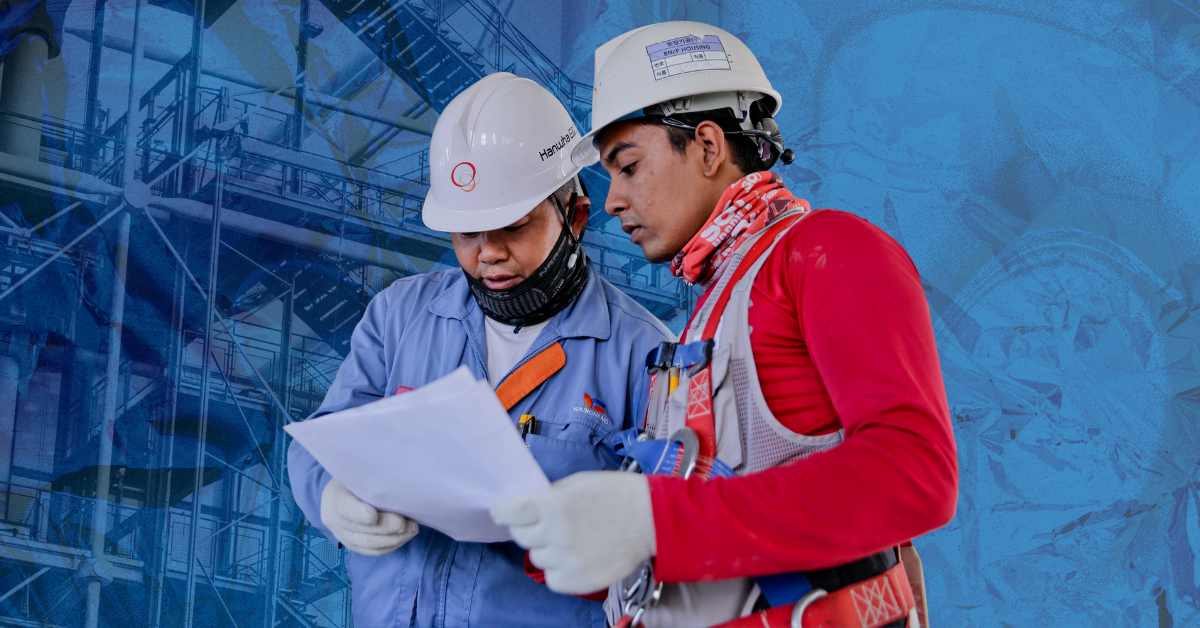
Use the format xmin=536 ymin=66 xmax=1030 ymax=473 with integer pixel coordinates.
xmin=451 ymin=162 xmax=477 ymax=192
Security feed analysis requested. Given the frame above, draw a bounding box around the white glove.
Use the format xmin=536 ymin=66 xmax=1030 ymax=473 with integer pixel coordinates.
xmin=321 ymin=478 xmax=419 ymax=556
xmin=490 ymin=471 xmax=656 ymax=595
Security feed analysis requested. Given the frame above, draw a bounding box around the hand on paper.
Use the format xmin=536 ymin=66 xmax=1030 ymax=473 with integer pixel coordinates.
xmin=321 ymin=477 xmax=419 ymax=556
xmin=285 ymin=367 xmax=549 ymax=543
xmin=490 ymin=471 xmax=656 ymax=595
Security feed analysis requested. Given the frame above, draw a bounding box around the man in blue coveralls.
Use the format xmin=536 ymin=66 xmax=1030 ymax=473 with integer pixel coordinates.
xmin=287 ymin=73 xmax=671 ymax=627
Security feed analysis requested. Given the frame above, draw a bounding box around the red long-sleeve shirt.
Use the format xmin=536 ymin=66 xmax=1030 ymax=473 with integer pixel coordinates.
xmin=647 ymin=209 xmax=958 ymax=583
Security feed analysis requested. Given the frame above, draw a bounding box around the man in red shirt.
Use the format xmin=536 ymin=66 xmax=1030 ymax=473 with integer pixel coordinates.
xmin=492 ymin=23 xmax=957 ymax=628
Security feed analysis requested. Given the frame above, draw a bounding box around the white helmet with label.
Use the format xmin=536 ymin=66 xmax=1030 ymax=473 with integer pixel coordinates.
xmin=572 ymin=22 xmax=783 ymax=167
xmin=423 ymin=73 xmax=583 ymax=233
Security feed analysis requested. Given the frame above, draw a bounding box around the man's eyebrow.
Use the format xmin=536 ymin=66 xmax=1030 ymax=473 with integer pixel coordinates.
xmin=602 ymin=142 xmax=636 ymax=167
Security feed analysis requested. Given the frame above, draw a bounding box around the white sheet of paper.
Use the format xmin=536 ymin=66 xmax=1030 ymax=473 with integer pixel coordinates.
xmin=284 ymin=366 xmax=549 ymax=543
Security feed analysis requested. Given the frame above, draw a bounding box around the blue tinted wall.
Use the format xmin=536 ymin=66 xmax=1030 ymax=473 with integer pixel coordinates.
xmin=0 ymin=0 xmax=1196 ymax=627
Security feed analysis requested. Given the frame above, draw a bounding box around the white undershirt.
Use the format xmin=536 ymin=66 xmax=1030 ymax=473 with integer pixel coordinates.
xmin=483 ymin=316 xmax=551 ymax=387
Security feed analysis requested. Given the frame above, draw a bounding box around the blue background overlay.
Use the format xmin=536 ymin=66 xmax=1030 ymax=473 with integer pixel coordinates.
xmin=0 ymin=0 xmax=1197 ymax=626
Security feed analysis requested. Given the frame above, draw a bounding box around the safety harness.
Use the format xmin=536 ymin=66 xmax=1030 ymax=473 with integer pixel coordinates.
xmin=612 ymin=211 xmax=920 ymax=628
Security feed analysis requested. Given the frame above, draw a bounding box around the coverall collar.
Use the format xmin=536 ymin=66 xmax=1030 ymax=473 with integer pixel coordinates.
xmin=427 ymin=265 xmax=613 ymax=342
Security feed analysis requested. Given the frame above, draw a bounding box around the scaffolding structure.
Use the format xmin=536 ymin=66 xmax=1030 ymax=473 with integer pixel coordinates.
xmin=0 ymin=1 xmax=694 ymax=627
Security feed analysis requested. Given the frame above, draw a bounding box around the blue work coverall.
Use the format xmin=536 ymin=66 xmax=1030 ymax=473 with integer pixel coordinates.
xmin=288 ymin=265 xmax=672 ymax=628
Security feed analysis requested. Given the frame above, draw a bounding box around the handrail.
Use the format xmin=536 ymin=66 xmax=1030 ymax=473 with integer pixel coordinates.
xmin=282 ymin=529 xmax=351 ymax=594
xmin=139 ymin=54 xmax=188 ymax=111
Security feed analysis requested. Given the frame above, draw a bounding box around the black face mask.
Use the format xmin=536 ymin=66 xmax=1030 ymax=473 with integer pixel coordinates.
xmin=465 ymin=193 xmax=589 ymax=330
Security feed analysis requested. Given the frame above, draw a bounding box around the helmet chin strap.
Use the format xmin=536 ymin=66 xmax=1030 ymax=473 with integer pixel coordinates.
xmin=554 ymin=187 xmax=584 ymax=269
xmin=464 ymin=177 xmax=590 ymax=332
xmin=646 ymin=92 xmax=795 ymax=167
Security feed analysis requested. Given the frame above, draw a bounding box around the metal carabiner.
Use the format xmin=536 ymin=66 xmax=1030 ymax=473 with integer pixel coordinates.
xmin=619 ymin=431 xmax=651 ymax=474
xmin=790 ymin=588 xmax=827 ymax=628
xmin=617 ymin=561 xmax=663 ymax=625
xmin=628 ymin=606 xmax=645 ymax=627
xmin=621 ymin=569 xmax=647 ymax=608
xmin=613 ymin=430 xmax=697 ymax=627
xmin=668 ymin=427 xmax=699 ymax=479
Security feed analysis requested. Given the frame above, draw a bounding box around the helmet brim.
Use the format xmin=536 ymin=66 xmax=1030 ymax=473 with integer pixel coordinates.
xmin=422 ymin=192 xmax=542 ymax=233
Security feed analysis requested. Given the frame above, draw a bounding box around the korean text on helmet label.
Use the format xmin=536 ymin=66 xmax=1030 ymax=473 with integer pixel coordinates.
xmin=539 ymin=126 xmax=578 ymax=161
xmin=645 ymin=35 xmax=730 ymax=81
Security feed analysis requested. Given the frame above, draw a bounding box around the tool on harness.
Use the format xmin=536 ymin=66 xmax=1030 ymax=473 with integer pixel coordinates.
xmin=612 ymin=427 xmax=700 ymax=628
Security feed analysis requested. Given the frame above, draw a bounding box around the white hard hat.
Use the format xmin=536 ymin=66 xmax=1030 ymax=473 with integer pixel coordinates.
xmin=572 ymin=22 xmax=782 ymax=167
xmin=423 ymin=73 xmax=583 ymax=232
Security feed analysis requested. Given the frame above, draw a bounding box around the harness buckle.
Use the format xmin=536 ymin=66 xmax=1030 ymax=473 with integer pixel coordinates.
xmin=645 ymin=342 xmax=677 ymax=373
xmin=684 ymin=339 xmax=714 ymax=376
xmin=644 ymin=339 xmax=713 ymax=375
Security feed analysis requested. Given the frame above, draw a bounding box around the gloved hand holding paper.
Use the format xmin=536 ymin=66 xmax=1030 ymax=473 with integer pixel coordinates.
xmin=284 ymin=366 xmax=550 ymax=543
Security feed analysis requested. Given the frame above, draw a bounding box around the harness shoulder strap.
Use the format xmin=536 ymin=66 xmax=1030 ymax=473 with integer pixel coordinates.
xmin=495 ymin=342 xmax=567 ymax=411
xmin=680 ymin=212 xmax=809 ymax=476
xmin=699 ymin=211 xmax=807 ymax=341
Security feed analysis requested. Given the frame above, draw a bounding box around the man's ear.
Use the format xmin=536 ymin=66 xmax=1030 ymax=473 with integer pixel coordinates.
xmin=570 ymin=195 xmax=592 ymax=238
xmin=693 ymin=121 xmax=729 ymax=178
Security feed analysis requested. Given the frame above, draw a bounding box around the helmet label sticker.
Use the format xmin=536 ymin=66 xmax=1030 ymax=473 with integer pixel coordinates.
xmin=539 ymin=125 xmax=578 ymax=161
xmin=646 ymin=35 xmax=730 ymax=81
xmin=451 ymin=162 xmax=477 ymax=192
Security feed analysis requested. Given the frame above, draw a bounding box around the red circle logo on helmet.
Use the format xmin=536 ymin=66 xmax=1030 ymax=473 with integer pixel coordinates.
xmin=451 ymin=162 xmax=477 ymax=192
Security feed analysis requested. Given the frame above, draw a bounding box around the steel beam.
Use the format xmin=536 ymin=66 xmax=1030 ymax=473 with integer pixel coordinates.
xmin=261 ymin=284 xmax=293 ymax=628
xmin=0 ymin=567 xmax=50 ymax=606
xmin=183 ymin=128 xmax=225 ymax=628
xmin=63 ymin=27 xmax=433 ymax=136
xmin=84 ymin=208 xmax=131 ymax=628
xmin=149 ymin=195 xmax=431 ymax=272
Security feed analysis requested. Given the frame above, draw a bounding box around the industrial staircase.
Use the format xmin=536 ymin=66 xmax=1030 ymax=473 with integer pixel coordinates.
xmin=336 ymin=0 xmax=487 ymax=113
xmin=321 ymin=0 xmax=591 ymax=119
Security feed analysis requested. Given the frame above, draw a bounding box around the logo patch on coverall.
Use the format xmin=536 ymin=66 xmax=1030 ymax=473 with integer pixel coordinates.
xmin=574 ymin=393 xmax=610 ymax=423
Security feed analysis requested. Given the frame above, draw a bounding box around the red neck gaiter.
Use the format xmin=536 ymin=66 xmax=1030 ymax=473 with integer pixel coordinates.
xmin=670 ymin=172 xmax=811 ymax=287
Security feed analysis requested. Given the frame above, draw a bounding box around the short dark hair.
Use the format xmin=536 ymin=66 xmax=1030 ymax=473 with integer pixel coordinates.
xmin=628 ymin=112 xmax=769 ymax=175
xmin=550 ymin=177 xmax=574 ymax=207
